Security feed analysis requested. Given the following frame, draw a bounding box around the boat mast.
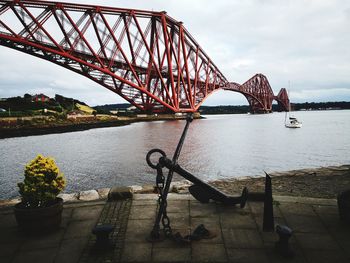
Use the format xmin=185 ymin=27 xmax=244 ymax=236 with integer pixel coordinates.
xmin=288 ymin=80 xmax=291 ymax=112
xmin=284 ymin=81 xmax=290 ymax=125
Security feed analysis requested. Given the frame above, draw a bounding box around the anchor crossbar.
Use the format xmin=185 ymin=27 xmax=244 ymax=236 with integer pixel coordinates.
xmin=159 ymin=156 xmax=248 ymax=207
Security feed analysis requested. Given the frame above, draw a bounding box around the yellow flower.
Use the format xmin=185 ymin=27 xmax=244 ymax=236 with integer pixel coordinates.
xmin=18 ymin=154 xmax=66 ymax=207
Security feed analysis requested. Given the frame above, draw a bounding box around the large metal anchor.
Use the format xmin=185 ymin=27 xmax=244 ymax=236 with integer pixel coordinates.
xmin=146 ymin=114 xmax=248 ymax=241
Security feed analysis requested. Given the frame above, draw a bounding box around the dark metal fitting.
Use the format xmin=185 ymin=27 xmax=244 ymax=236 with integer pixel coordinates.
xmin=275 ymin=224 xmax=294 ymax=258
xmin=158 ymin=156 xmax=167 ymax=166
xmin=337 ymin=190 xmax=350 ymax=222
xmin=186 ymin=113 xmax=194 ymax=122
xmin=262 ymin=173 xmax=274 ymax=232
xmin=92 ymin=224 xmax=114 ymax=247
xmin=159 ymin=156 xmax=173 ymax=168
xmin=276 ymin=224 xmax=292 ymax=238
xmin=146 ymin=148 xmax=166 ymax=169
xmin=240 ymin=187 xmax=249 ymax=208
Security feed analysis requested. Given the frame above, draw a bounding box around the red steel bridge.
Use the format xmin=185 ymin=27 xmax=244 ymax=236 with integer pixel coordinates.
xmin=0 ymin=0 xmax=289 ymax=113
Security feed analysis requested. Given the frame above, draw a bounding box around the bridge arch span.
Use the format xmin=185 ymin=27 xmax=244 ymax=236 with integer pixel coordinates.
xmin=220 ymin=74 xmax=289 ymax=113
xmin=0 ymin=0 xmax=289 ymax=113
xmin=198 ymin=88 xmax=249 ymax=107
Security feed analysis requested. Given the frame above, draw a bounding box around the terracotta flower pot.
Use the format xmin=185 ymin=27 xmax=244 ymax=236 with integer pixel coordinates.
xmin=14 ymin=197 xmax=63 ymax=234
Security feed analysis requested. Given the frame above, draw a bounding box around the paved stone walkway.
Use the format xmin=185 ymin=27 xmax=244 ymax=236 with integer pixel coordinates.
xmin=1 ymin=194 xmax=350 ymax=262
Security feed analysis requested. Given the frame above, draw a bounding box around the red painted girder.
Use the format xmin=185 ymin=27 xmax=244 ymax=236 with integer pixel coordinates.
xmin=275 ymin=88 xmax=289 ymax=111
xmin=0 ymin=0 xmax=227 ymax=112
xmin=0 ymin=0 xmax=289 ymax=113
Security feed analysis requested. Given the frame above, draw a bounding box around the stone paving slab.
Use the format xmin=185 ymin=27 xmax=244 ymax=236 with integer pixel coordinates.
xmin=0 ymin=201 xmax=105 ymax=263
xmin=227 ymin=248 xmax=270 ymax=263
xmin=119 ymin=194 xmax=350 ymax=263
xmin=192 ymin=243 xmax=227 ymax=262
xmin=153 ymin=246 xmax=191 ymax=262
xmin=1 ymin=194 xmax=350 ymax=262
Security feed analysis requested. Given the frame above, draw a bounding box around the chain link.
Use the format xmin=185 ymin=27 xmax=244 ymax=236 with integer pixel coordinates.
xmin=156 ymin=164 xmax=165 ymax=191
xmin=155 ymin=163 xmax=173 ymax=237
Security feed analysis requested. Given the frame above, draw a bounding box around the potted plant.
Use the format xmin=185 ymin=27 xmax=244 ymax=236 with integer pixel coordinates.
xmin=14 ymin=154 xmax=66 ymax=233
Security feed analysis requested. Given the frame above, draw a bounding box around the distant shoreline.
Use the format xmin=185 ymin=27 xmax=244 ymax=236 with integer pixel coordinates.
xmin=0 ymin=114 xmax=201 ymax=139
xmin=0 ymin=119 xmax=130 ymax=139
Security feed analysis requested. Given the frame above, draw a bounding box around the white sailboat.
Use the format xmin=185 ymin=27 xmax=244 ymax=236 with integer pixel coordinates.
xmin=285 ymin=115 xmax=302 ymax=128
xmin=285 ymin=84 xmax=302 ymax=128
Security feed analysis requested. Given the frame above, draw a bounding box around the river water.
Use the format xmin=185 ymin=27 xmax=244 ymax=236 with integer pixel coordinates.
xmin=1 ymin=110 xmax=349 ymax=199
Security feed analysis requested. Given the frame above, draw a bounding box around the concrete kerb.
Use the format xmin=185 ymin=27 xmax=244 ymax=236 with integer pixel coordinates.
xmin=1 ymin=163 xmax=349 ymax=208
xmin=0 ymin=180 xmax=194 ymax=207
xmin=0 ymin=190 xmax=338 ymax=209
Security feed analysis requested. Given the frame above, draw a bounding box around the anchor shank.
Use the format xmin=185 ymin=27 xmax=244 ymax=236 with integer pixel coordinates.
xmin=150 ymin=114 xmax=193 ymax=238
xmin=162 ymin=114 xmax=193 ymax=198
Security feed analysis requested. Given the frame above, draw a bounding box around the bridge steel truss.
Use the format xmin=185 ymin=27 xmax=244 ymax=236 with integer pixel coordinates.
xmin=226 ymin=74 xmax=289 ymax=113
xmin=0 ymin=0 xmax=289 ymax=113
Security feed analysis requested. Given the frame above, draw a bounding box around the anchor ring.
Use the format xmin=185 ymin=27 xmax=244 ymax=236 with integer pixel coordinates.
xmin=146 ymin=148 xmax=166 ymax=169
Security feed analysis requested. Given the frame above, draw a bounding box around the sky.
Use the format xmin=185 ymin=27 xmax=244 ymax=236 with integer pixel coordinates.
xmin=0 ymin=0 xmax=349 ymax=106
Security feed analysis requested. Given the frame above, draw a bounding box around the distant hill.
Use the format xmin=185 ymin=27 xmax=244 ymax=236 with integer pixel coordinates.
xmin=199 ymin=105 xmax=250 ymax=114
xmin=93 ymin=103 xmax=131 ymax=114
xmin=54 ymin=94 xmax=88 ymax=109
xmin=0 ymin=95 xmax=60 ymax=112
xmin=0 ymin=94 xmax=92 ymax=115
xmin=199 ymin=101 xmax=350 ymax=114
xmin=291 ymin=101 xmax=350 ymax=111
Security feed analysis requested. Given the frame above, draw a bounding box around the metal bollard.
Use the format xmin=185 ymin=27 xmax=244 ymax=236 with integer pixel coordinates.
xmin=275 ymin=225 xmax=294 ymax=258
xmin=92 ymin=224 xmax=114 ymax=250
